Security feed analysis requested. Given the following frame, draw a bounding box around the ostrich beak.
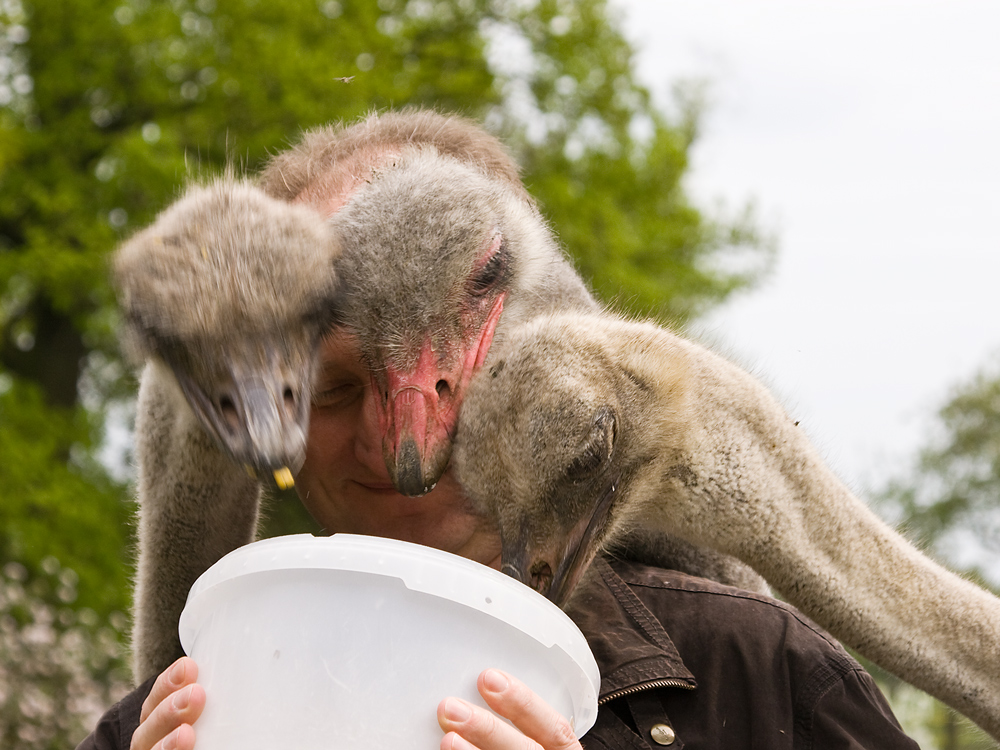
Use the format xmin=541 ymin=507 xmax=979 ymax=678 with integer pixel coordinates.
xmin=168 ymin=351 xmax=313 ymax=487
xmin=377 ymin=295 xmax=506 ymax=497
xmin=501 ymin=475 xmax=620 ymax=608
xmin=376 ymin=345 xmax=458 ymax=497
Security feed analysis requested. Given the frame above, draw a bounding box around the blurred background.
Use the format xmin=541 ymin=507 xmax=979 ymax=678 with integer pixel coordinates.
xmin=0 ymin=1 xmax=996 ymax=747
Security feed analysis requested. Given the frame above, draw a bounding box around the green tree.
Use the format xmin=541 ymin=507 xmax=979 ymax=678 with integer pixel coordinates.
xmin=0 ymin=0 xmax=771 ymax=619
xmin=881 ymin=354 xmax=1000 ymax=583
xmin=876 ymin=354 xmax=1000 ymax=749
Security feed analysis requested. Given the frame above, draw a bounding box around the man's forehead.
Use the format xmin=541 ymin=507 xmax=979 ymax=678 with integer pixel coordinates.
xmin=318 ymin=329 xmax=366 ymax=372
xmin=292 ymin=145 xmax=402 ymax=217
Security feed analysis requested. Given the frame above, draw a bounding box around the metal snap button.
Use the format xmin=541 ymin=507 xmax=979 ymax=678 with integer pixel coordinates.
xmin=650 ymin=723 xmax=676 ymax=745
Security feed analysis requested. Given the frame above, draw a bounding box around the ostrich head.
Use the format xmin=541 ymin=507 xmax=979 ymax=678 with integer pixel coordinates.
xmin=454 ymin=314 xmax=687 ymax=605
xmin=114 ymin=178 xmax=342 ymax=484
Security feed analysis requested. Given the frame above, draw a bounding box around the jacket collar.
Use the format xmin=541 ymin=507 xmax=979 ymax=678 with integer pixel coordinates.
xmin=564 ymin=557 xmax=697 ymax=701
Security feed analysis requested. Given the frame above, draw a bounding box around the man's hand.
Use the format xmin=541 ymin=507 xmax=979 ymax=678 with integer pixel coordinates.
xmin=437 ymin=669 xmax=582 ymax=750
xmin=130 ymin=657 xmax=206 ymax=750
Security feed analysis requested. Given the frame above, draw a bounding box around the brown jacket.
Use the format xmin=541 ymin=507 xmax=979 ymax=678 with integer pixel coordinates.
xmin=571 ymin=557 xmax=917 ymax=749
xmin=77 ymin=557 xmax=917 ymax=750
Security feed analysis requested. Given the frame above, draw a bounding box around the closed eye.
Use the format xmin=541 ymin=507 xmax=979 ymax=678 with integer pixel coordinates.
xmin=565 ymin=407 xmax=616 ymax=480
xmin=469 ymin=234 xmax=507 ymax=296
xmin=312 ymin=382 xmax=363 ymax=408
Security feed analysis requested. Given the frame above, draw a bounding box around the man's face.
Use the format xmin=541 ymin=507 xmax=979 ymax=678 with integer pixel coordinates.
xmin=294 ymin=330 xmax=502 ymax=568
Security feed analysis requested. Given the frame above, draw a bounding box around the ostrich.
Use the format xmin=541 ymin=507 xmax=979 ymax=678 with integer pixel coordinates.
xmin=114 ymin=177 xmax=341 ymax=680
xmin=119 ymin=109 xmax=756 ymax=679
xmin=452 ymin=310 xmax=1000 ymax=742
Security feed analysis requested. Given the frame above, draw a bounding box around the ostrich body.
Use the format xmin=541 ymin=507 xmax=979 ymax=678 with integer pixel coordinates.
xmin=453 ymin=310 xmax=1000 ymax=742
xmin=114 ymin=178 xmax=340 ymax=680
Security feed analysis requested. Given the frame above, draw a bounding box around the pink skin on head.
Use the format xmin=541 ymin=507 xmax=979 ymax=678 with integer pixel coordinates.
xmin=374 ymin=292 xmax=506 ymax=496
xmin=295 ymin=146 xmax=402 ymax=216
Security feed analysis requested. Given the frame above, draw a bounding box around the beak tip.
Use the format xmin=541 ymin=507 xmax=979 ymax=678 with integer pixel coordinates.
xmin=390 ymin=439 xmax=439 ymax=496
xmin=273 ymin=467 xmax=295 ymax=490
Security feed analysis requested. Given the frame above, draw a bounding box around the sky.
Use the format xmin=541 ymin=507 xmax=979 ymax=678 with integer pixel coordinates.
xmin=618 ymin=0 xmax=1000 ymax=497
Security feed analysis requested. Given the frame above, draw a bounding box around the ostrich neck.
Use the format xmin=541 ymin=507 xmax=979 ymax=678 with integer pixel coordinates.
xmin=643 ymin=335 xmax=1000 ymax=741
xmin=131 ymin=361 xmax=262 ymax=682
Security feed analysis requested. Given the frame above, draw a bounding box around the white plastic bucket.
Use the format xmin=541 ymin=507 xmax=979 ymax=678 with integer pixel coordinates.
xmin=178 ymin=534 xmax=600 ymax=749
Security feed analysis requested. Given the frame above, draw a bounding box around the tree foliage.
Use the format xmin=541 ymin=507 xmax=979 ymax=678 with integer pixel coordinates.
xmin=875 ymin=356 xmax=1000 ymax=749
xmin=880 ymin=354 xmax=1000 ymax=587
xmin=0 ymin=0 xmax=771 ymax=620
xmin=0 ymin=378 xmax=132 ymax=616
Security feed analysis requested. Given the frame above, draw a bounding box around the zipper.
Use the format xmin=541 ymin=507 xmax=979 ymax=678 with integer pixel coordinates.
xmin=598 ymin=678 xmax=695 ymax=705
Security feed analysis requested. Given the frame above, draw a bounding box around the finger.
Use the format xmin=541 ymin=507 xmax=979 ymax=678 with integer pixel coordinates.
xmin=151 ymin=723 xmax=196 ymax=750
xmin=440 ymin=729 xmax=476 ymax=750
xmin=438 ymin=696 xmax=537 ymax=750
xmin=140 ymin=658 xmax=199 ymax=723
xmin=130 ymin=682 xmax=206 ymax=750
xmin=477 ymin=669 xmax=579 ymax=750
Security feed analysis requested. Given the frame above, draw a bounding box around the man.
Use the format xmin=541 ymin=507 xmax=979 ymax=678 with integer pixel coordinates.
xmin=79 ymin=326 xmax=918 ymax=750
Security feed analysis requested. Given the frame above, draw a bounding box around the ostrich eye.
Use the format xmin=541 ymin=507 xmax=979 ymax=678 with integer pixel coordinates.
xmin=566 ymin=443 xmax=605 ymax=478
xmin=151 ymin=331 xmax=185 ymax=363
xmin=566 ymin=407 xmax=616 ymax=480
xmin=470 ymin=238 xmax=507 ymax=296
